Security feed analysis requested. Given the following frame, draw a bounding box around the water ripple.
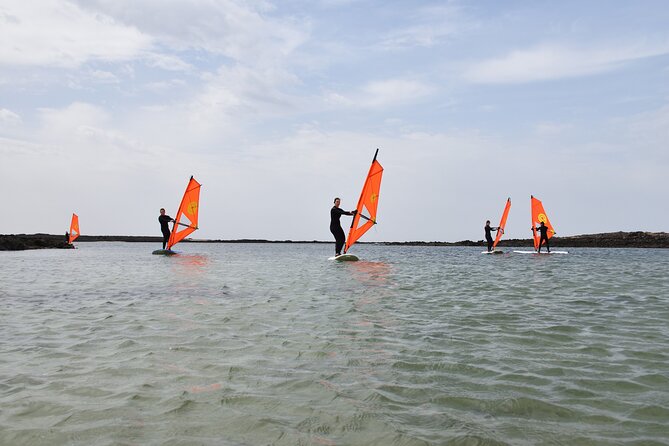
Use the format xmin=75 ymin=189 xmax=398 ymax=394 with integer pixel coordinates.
xmin=1 ymin=244 xmax=668 ymax=445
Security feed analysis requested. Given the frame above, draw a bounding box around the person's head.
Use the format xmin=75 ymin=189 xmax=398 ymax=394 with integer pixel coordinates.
xmin=486 ymin=220 xmax=490 ymax=225
xmin=333 ymin=197 xmax=340 ymax=207
xmin=540 ymin=221 xmax=545 ymax=226
xmin=160 ymin=208 xmax=166 ymax=215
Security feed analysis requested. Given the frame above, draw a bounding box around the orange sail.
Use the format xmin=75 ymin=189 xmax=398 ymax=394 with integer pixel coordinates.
xmin=492 ymin=198 xmax=511 ymax=250
xmin=344 ymin=149 xmax=384 ymax=253
xmin=531 ymin=195 xmax=556 ymax=250
xmin=167 ymin=176 xmax=201 ymax=250
xmin=68 ymin=213 xmax=79 ymax=243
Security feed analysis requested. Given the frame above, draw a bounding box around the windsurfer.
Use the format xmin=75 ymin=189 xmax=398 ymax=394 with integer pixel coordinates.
xmin=533 ymin=221 xmax=551 ymax=253
xmin=65 ymin=231 xmax=70 ymax=243
xmin=485 ymin=220 xmax=499 ymax=252
xmin=159 ymin=208 xmax=175 ymax=250
xmin=330 ymin=198 xmax=356 ymax=256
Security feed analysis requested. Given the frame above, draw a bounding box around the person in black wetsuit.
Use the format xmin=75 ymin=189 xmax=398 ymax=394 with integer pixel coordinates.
xmin=484 ymin=220 xmax=499 ymax=252
xmin=533 ymin=221 xmax=551 ymax=253
xmin=159 ymin=208 xmax=175 ymax=250
xmin=65 ymin=231 xmax=70 ymax=243
xmin=330 ymin=197 xmax=356 ymax=256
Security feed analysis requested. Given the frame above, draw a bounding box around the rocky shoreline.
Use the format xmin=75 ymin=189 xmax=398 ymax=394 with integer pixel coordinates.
xmin=0 ymin=234 xmax=74 ymax=251
xmin=1 ymin=231 xmax=667 ymax=251
xmin=384 ymin=232 xmax=669 ymax=249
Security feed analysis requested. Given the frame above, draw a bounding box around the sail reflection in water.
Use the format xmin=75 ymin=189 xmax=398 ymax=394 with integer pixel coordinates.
xmin=348 ymin=261 xmax=392 ymax=286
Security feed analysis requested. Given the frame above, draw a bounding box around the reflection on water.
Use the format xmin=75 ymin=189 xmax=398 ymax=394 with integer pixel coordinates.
xmin=0 ymin=243 xmax=668 ymax=446
xmin=170 ymin=253 xmax=211 ymax=273
xmin=348 ymin=260 xmax=392 ymax=286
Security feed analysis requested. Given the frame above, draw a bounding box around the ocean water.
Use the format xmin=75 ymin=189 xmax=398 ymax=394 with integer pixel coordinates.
xmin=1 ymin=242 xmax=668 ymax=446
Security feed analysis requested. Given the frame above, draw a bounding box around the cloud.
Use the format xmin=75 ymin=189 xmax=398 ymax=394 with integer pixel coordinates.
xmin=118 ymin=63 xmax=304 ymax=151
xmin=38 ymin=102 xmax=109 ymax=135
xmin=465 ymin=41 xmax=669 ymax=83
xmin=0 ymin=0 xmax=151 ymax=68
xmin=534 ymin=121 xmax=574 ymax=136
xmin=144 ymin=79 xmax=187 ymax=93
xmin=0 ymin=108 xmax=22 ymax=127
xmin=619 ymin=105 xmax=669 ymax=161
xmin=72 ymin=0 xmax=308 ymax=68
xmin=145 ymin=53 xmax=193 ymax=72
xmin=88 ymin=70 xmax=120 ymax=84
xmin=0 ymin=136 xmax=53 ymax=157
xmin=29 ymin=102 xmax=177 ymax=174
xmin=379 ymin=4 xmax=465 ymax=50
xmin=197 ymin=64 xmax=301 ymax=115
xmin=326 ymin=78 xmax=435 ymax=109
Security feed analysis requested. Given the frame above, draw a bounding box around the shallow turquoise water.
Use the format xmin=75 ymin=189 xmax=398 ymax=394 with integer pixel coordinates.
xmin=1 ymin=243 xmax=668 ymax=445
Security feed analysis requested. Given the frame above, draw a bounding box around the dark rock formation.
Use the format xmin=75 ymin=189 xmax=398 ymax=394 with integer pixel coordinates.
xmin=544 ymin=231 xmax=669 ymax=248
xmin=0 ymin=234 xmax=74 ymax=251
xmin=381 ymin=232 xmax=669 ymax=248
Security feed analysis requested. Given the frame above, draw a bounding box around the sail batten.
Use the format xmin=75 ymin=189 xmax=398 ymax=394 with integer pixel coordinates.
xmin=531 ymin=195 xmax=555 ymax=250
xmin=344 ymin=151 xmax=384 ymax=253
xmin=167 ymin=176 xmax=201 ymax=250
xmin=68 ymin=213 xmax=79 ymax=244
xmin=492 ymin=198 xmax=511 ymax=250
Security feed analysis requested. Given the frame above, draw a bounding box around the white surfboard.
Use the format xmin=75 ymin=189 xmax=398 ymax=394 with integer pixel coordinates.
xmin=513 ymin=250 xmax=568 ymax=255
xmin=328 ymin=254 xmax=359 ymax=261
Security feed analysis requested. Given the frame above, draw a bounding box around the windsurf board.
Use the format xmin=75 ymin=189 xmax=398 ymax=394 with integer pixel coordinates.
xmin=329 ymin=254 xmax=359 ymax=261
xmin=513 ymin=250 xmax=568 ymax=255
xmin=152 ymin=249 xmax=178 ymax=256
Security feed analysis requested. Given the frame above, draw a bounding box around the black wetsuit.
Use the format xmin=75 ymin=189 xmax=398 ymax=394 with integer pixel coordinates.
xmin=535 ymin=224 xmax=550 ymax=252
xmin=484 ymin=224 xmax=498 ymax=252
xmin=159 ymin=215 xmax=173 ymax=249
xmin=330 ymin=207 xmax=353 ymax=255
xmin=65 ymin=232 xmax=69 ymax=243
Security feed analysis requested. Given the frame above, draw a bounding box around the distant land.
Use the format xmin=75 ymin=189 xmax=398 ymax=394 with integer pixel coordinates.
xmin=1 ymin=232 xmax=668 ymax=251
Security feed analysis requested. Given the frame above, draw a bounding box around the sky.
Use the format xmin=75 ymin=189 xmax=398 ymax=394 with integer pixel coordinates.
xmin=1 ymin=0 xmax=668 ymax=242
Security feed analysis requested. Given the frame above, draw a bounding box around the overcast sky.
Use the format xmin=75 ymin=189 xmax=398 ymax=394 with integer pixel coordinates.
xmin=1 ymin=0 xmax=668 ymax=242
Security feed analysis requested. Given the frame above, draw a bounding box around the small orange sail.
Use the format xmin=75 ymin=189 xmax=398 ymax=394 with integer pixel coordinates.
xmin=492 ymin=198 xmax=511 ymax=250
xmin=531 ymin=195 xmax=556 ymax=250
xmin=167 ymin=176 xmax=201 ymax=250
xmin=68 ymin=213 xmax=79 ymax=243
xmin=344 ymin=149 xmax=384 ymax=254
